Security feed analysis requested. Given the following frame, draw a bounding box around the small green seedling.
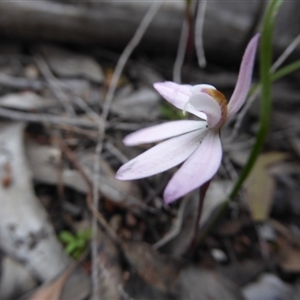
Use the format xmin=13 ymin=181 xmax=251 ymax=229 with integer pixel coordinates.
xmin=59 ymin=229 xmax=92 ymax=259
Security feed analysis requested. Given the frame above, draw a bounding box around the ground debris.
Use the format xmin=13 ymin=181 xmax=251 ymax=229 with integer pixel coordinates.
xmin=0 ymin=10 xmax=299 ymax=298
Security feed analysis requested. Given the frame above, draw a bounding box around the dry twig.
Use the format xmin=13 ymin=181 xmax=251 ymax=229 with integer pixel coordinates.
xmin=0 ymin=72 xmax=44 ymax=90
xmin=0 ymin=107 xmax=100 ymax=128
xmin=195 ymin=0 xmax=207 ymax=68
xmin=34 ymin=53 xmax=76 ymax=116
xmin=173 ymin=18 xmax=189 ymax=83
xmin=35 ymin=51 xmax=102 ymax=124
xmin=54 ymin=136 xmax=120 ymax=245
xmin=91 ymin=3 xmax=162 ymax=298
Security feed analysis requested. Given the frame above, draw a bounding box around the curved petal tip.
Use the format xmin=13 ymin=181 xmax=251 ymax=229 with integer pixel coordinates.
xmin=153 ymin=81 xmax=192 ymax=110
xmin=227 ymin=34 xmax=260 ymax=119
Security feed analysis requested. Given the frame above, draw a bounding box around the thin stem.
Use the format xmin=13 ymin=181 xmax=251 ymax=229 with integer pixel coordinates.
xmin=0 ymin=107 xmax=100 ymax=128
xmin=229 ymin=0 xmax=283 ymax=200
xmin=271 ymin=60 xmax=300 ymax=81
xmin=196 ymin=0 xmax=284 ymax=244
xmin=173 ymin=18 xmax=189 ymax=83
xmin=195 ymin=0 xmax=207 ymax=68
xmin=271 ymin=32 xmax=300 ymax=72
xmin=189 ymin=180 xmax=211 ymax=252
xmin=34 ymin=53 xmax=76 ymax=117
xmin=91 ymin=3 xmax=162 ymax=299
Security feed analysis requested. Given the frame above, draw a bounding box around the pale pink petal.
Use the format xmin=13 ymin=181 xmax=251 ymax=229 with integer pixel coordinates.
xmin=227 ymin=34 xmax=260 ymax=119
xmin=163 ymin=130 xmax=222 ymax=204
xmin=153 ymin=82 xmax=192 ymax=110
xmin=115 ymin=129 xmax=208 ymax=180
xmin=188 ymin=93 xmax=222 ymax=128
xmin=124 ymin=120 xmax=207 ymax=146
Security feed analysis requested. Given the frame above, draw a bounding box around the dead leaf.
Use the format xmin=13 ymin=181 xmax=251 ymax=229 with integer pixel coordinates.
xmin=28 ymin=264 xmax=74 ymax=300
xmin=155 ymin=181 xmax=232 ymax=256
xmin=122 ymin=241 xmax=179 ymax=293
xmin=0 ymin=256 xmax=37 ymax=300
xmin=277 ymin=236 xmax=300 ymax=273
xmin=26 ymin=141 xmax=144 ymax=209
xmin=279 ymin=244 xmax=300 ymax=273
xmin=270 ymin=219 xmax=300 ymax=248
xmin=200 ymin=180 xmax=233 ymax=226
xmin=96 ymin=229 xmax=123 ymax=300
xmin=0 ymin=91 xmax=54 ymax=110
xmin=177 ymin=267 xmax=244 ymax=300
xmin=40 ymin=45 xmax=104 ymax=83
xmin=153 ymin=196 xmax=195 ymax=252
xmin=125 ymin=273 xmax=170 ymax=300
xmin=218 ymin=259 xmax=265 ymax=286
xmin=60 ymin=267 xmax=90 ymax=300
xmin=245 ymin=152 xmax=289 ymax=222
xmin=242 ymin=273 xmax=294 ymax=300
xmin=112 ymin=87 xmax=160 ymax=119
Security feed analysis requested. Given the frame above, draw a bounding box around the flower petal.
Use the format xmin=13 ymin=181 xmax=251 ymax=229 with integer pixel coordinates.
xmin=188 ymin=93 xmax=222 ymax=128
xmin=124 ymin=120 xmax=207 ymax=146
xmin=227 ymin=34 xmax=260 ymax=119
xmin=154 ymin=81 xmax=207 ymax=119
xmin=115 ymin=129 xmax=208 ymax=180
xmin=163 ymin=130 xmax=222 ymax=204
xmin=153 ymin=81 xmax=192 ymax=110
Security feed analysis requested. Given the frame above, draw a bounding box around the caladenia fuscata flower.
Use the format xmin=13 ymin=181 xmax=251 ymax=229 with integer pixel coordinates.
xmin=115 ymin=34 xmax=260 ymax=204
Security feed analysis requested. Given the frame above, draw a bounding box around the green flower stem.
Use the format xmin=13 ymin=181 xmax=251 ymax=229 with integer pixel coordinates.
xmin=197 ymin=0 xmax=284 ymax=243
xmin=229 ymin=0 xmax=284 ymax=200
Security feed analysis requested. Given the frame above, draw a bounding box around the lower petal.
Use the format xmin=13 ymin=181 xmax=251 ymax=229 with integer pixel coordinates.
xmin=163 ymin=130 xmax=222 ymax=204
xmin=124 ymin=120 xmax=206 ymax=146
xmin=115 ymin=129 xmax=208 ymax=180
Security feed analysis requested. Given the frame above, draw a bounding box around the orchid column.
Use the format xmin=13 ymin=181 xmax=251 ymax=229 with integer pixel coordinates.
xmin=116 ymin=34 xmax=259 ymax=204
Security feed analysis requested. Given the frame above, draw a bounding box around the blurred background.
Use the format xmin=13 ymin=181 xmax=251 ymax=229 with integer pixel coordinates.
xmin=0 ymin=1 xmax=300 ymax=299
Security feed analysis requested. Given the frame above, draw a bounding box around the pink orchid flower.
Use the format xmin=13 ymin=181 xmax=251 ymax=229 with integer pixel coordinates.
xmin=116 ymin=34 xmax=259 ymax=204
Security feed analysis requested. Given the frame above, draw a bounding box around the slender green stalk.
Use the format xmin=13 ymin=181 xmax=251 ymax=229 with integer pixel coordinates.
xmin=195 ymin=0 xmax=291 ymax=246
xmin=229 ymin=0 xmax=284 ymax=200
xmin=247 ymin=59 xmax=300 ymax=102
xmin=271 ymin=60 xmax=300 ymax=81
xmin=197 ymin=0 xmax=300 ymax=243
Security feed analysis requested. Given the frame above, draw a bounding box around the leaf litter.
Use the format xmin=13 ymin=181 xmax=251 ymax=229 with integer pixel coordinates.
xmin=0 ymin=24 xmax=299 ymax=300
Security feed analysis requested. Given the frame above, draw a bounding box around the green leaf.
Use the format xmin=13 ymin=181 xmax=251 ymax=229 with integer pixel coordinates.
xmin=272 ymin=60 xmax=300 ymax=81
xmin=229 ymin=0 xmax=284 ymax=200
xmin=245 ymin=152 xmax=288 ymax=221
xmin=72 ymin=249 xmax=83 ymax=259
xmin=59 ymin=231 xmax=75 ymax=243
xmin=65 ymin=243 xmax=78 ymax=255
xmin=59 ymin=228 xmax=92 ymax=258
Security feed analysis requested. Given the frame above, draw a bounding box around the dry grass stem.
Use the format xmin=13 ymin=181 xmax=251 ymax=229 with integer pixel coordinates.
xmin=91 ymin=2 xmax=162 ymax=298
xmin=0 ymin=107 xmax=99 ymax=128
xmin=195 ymin=0 xmax=207 ymax=68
